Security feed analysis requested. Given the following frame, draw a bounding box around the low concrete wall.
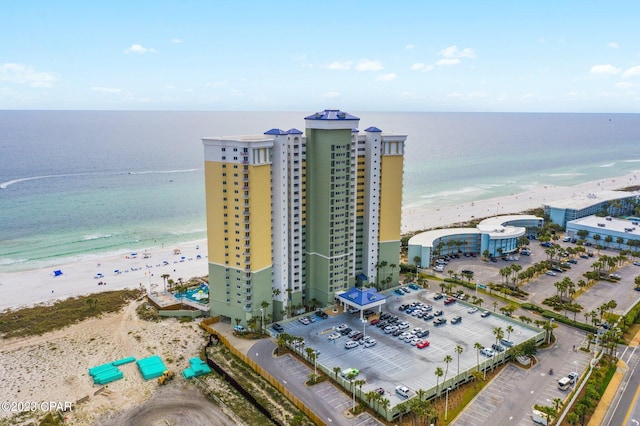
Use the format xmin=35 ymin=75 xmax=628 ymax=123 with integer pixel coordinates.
xmin=158 ymin=309 xmax=202 ymax=318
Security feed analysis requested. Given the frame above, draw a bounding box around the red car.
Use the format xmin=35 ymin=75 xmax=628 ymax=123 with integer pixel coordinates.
xmin=444 ymin=297 xmax=457 ymax=305
xmin=417 ymin=340 xmax=430 ymax=349
xmin=370 ymin=318 xmax=380 ymax=325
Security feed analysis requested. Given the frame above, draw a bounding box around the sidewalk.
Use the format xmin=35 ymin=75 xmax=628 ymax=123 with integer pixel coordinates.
xmin=587 ymin=328 xmax=640 ymax=426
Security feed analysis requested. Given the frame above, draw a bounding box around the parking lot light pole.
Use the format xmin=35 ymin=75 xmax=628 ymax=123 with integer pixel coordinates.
xmin=351 ymin=379 xmax=356 ymax=411
xmin=547 ymin=318 xmax=554 ymax=344
xmin=362 ymin=319 xmax=367 ymax=342
xmin=314 ymin=353 xmax=317 ymax=376
xmin=445 ymin=386 xmax=452 ymax=420
xmin=260 ymin=308 xmax=264 ymax=334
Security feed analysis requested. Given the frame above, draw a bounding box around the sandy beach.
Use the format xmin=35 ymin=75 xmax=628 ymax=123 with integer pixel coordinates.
xmin=402 ymin=171 xmax=640 ymax=233
xmin=0 ymin=240 xmax=209 ymax=312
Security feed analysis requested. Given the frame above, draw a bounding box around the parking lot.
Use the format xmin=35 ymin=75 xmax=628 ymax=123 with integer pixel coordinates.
xmin=271 ymin=288 xmax=542 ymax=411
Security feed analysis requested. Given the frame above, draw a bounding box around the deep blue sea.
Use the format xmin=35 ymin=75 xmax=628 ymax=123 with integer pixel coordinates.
xmin=1 ymin=111 xmax=639 ymax=273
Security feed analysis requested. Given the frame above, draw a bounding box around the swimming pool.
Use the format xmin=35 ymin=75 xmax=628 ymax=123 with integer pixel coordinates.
xmin=174 ymin=283 xmax=209 ymax=303
xmin=625 ymin=216 xmax=640 ymax=222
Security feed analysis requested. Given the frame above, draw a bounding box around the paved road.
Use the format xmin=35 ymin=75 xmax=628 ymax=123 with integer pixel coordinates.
xmin=603 ymin=345 xmax=640 ymax=426
xmin=248 ymin=339 xmax=382 ymax=426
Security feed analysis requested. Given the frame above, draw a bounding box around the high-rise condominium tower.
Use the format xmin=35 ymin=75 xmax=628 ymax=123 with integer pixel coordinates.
xmin=202 ymin=110 xmax=406 ymax=326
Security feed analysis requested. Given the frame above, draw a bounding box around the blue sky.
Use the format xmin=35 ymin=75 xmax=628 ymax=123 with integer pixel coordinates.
xmin=2 ymin=1 xmax=640 ymax=112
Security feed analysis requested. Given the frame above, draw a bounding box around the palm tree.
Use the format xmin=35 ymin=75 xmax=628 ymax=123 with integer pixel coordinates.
xmin=354 ymin=379 xmax=366 ymax=398
xmin=161 ymin=273 xmax=170 ymax=293
xmin=443 ymin=354 xmax=453 ymax=390
xmin=333 ymin=366 xmax=341 ymax=380
xmin=434 ymin=367 xmax=444 ymax=395
xmin=505 ymin=325 xmax=514 ymax=341
xmin=552 ymin=397 xmax=563 ymax=413
xmin=455 ymin=345 xmax=463 ymax=388
xmin=474 ymin=342 xmax=483 ymax=372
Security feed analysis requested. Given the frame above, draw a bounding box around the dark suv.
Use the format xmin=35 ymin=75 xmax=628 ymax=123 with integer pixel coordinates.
xmin=273 ymin=323 xmax=284 ymax=333
xmin=315 ymin=310 xmax=328 ymax=319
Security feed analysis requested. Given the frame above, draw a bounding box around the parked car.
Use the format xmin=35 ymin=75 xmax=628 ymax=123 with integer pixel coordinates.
xmin=480 ymin=347 xmax=495 ymax=357
xmin=272 ymin=323 xmax=284 ymax=333
xmin=480 ymin=311 xmax=490 ymax=318
xmin=546 ymin=270 xmax=557 ymax=276
xmin=327 ymin=332 xmax=341 ymax=341
xmin=408 ymin=283 xmax=420 ymax=290
xmin=567 ymin=259 xmax=578 ymax=264
xmin=364 ymin=339 xmax=377 ymax=348
xmin=416 ymin=330 xmax=430 ymax=338
xmin=468 ymin=307 xmax=478 ymax=314
xmin=298 ymin=317 xmax=310 ymax=325
xmin=336 ymin=323 xmax=348 ymax=332
xmin=500 ymin=339 xmax=514 ymax=347
xmin=568 ymin=371 xmax=579 ymax=384
xmin=434 ymin=310 xmax=444 ymax=317
xmin=375 ymin=387 xmax=385 ymax=395
xmin=315 ymin=310 xmax=328 ymax=319
xmin=398 ymin=321 xmax=410 ymax=330
xmin=344 ymin=341 xmax=359 ymax=349
xmin=395 ymin=385 xmax=410 ymax=399
xmin=370 ymin=318 xmax=380 ymax=325
xmin=434 ymin=293 xmax=444 ymax=300
xmin=394 ymin=289 xmax=405 ymax=295
xmin=416 ymin=340 xmax=430 ymax=349
xmin=444 ymin=297 xmax=457 ymax=305
xmin=491 ymin=343 xmax=505 ymax=353
xmin=392 ymin=329 xmax=403 ymax=336
xmin=340 ymin=327 xmax=352 ymax=336
xmin=451 ymin=315 xmax=462 ymax=324
xmin=340 ymin=367 xmax=359 ymax=378
xmin=433 ymin=318 xmax=447 ymax=326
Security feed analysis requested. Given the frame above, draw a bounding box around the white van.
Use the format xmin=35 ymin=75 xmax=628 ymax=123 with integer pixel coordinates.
xmin=558 ymin=376 xmax=571 ymax=391
xmin=395 ymin=385 xmax=410 ymax=399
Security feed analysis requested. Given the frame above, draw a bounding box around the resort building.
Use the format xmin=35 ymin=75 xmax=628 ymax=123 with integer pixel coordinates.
xmin=565 ymin=215 xmax=640 ymax=250
xmin=202 ymin=110 xmax=407 ymax=326
xmin=408 ymin=215 xmax=543 ymax=267
xmin=544 ymin=190 xmax=640 ymax=228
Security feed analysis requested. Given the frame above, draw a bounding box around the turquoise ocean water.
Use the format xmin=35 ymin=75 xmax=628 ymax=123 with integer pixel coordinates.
xmin=1 ymin=111 xmax=639 ymax=274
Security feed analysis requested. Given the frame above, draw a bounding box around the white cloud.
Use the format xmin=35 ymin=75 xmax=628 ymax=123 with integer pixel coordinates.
xmin=322 ymin=91 xmax=341 ymax=98
xmin=439 ymin=45 xmax=475 ymax=59
xmin=615 ymin=82 xmax=634 ymax=88
xmin=205 ymin=81 xmax=227 ymax=88
xmin=327 ymin=61 xmax=352 ymax=70
xmin=170 ymin=38 xmax=183 ymax=44
xmin=405 ymin=44 xmax=414 ymax=50
xmin=411 ymin=63 xmax=434 ymax=72
xmin=607 ymin=42 xmax=619 ymax=49
xmin=91 ymin=86 xmax=122 ymax=93
xmin=0 ymin=63 xmax=56 ymax=87
xmin=356 ymin=59 xmax=383 ymax=71
xmin=589 ymin=64 xmax=620 ymax=75
xmin=124 ymin=44 xmax=156 ymax=54
xmin=623 ymin=65 xmax=640 ymax=78
xmin=468 ymin=91 xmax=486 ymax=98
xmin=376 ymin=73 xmax=396 ymax=81
xmin=436 ymin=58 xmax=460 ymax=66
